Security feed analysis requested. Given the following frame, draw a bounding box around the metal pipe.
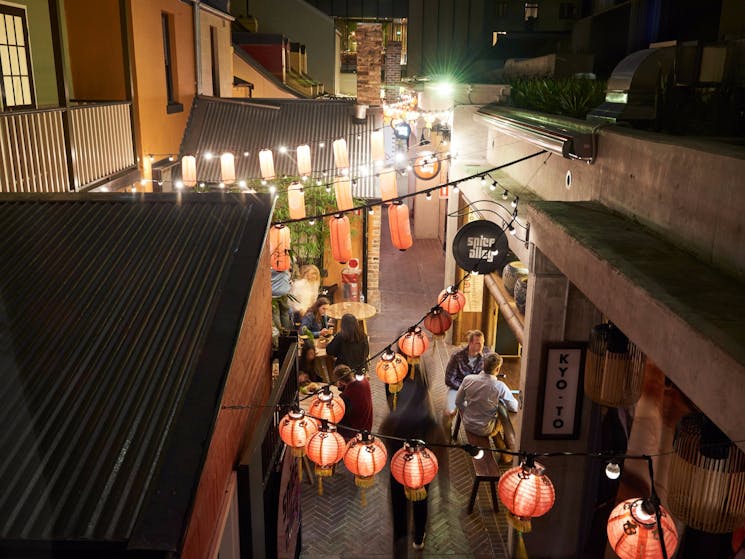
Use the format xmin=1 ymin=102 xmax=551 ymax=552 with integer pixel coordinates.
xmin=484 ymin=273 xmax=524 ymax=345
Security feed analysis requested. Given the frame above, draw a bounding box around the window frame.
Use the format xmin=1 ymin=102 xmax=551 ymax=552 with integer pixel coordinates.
xmin=0 ymin=4 xmax=35 ymax=111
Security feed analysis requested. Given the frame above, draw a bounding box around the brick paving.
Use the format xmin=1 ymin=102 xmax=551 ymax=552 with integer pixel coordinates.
xmin=299 ymin=227 xmax=512 ymax=558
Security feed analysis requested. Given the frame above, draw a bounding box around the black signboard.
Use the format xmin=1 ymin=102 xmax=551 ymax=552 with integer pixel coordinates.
xmin=452 ymin=219 xmax=508 ymax=274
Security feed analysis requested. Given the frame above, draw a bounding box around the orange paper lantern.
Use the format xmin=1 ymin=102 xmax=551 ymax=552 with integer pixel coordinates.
xmin=297 ymin=144 xmax=312 ymax=176
xmin=329 ymin=214 xmax=352 ymax=264
xmin=607 ymin=498 xmax=679 ymax=559
xmin=334 ymin=176 xmax=354 ymax=212
xmin=259 ymin=149 xmax=275 ymax=180
xmin=307 ymin=387 xmax=346 ymax=424
xmin=278 ymin=408 xmax=318 ymax=457
xmin=388 ymin=202 xmax=413 ymax=251
xmin=269 ymin=224 xmax=291 ymax=272
xmin=379 ymin=168 xmax=397 ymax=201
xmin=333 ymin=138 xmax=349 ymax=170
xmin=498 ymin=461 xmax=556 ymax=523
xmin=370 ymin=129 xmax=385 ymax=162
xmin=287 ymin=181 xmax=306 ymax=220
xmin=220 ymin=152 xmax=235 ymax=185
xmin=375 ymin=348 xmax=408 ymax=393
xmin=390 ymin=441 xmax=439 ymax=501
xmin=423 ymin=306 xmax=452 ymax=337
xmin=344 ymin=431 xmax=388 ymax=505
xmin=438 ymin=286 xmax=466 ymax=315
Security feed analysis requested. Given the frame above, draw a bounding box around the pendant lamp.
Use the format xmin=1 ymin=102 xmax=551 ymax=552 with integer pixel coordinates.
xmin=344 ymin=431 xmax=388 ymax=506
xmin=423 ymin=306 xmax=452 ymax=338
xmin=398 ymin=326 xmax=429 ymax=371
xmin=607 ymin=498 xmax=678 ymax=559
xmin=388 ymin=202 xmax=413 ymax=251
xmin=390 ymin=441 xmax=439 ymax=501
xmin=329 ymin=214 xmax=352 ymax=264
xmin=297 ymin=144 xmax=312 ymax=176
xmin=437 ymin=285 xmax=466 ymax=315
xmin=379 ymin=168 xmax=397 ymax=201
xmin=333 ymin=138 xmax=349 ymax=170
xmin=181 ymin=155 xmax=197 ymax=187
xmin=220 ymin=152 xmax=235 ymax=185
xmin=334 ymin=176 xmax=354 ymax=212
xmin=307 ymin=386 xmax=346 ymax=425
xmin=259 ymin=149 xmax=275 ymax=180
xmin=498 ymin=458 xmax=556 ymax=540
xmin=287 ymin=181 xmax=306 ymax=220
xmin=370 ymin=129 xmax=385 ymax=163
xmin=269 ymin=224 xmax=291 ymax=272
xmin=375 ymin=347 xmax=409 ymax=408
xmin=306 ymin=422 xmax=346 ymax=495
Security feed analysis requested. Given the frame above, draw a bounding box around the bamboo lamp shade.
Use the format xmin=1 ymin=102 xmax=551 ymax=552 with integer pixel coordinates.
xmin=344 ymin=432 xmax=388 ymax=488
xmin=388 ymin=202 xmax=413 ymax=251
xmin=287 ymin=182 xmax=306 ymax=220
xmin=379 ymin=168 xmax=397 ymax=201
xmin=181 ymin=155 xmax=197 ymax=187
xmin=607 ymin=498 xmax=678 ymax=559
xmin=584 ymin=322 xmax=645 ymax=408
xmin=278 ymin=409 xmax=318 ymax=457
xmin=498 ymin=462 xmax=556 ymax=520
xmin=667 ymin=413 xmax=745 ymax=533
xmin=398 ymin=327 xmax=429 ymax=360
xmin=423 ymin=306 xmax=452 ymax=337
xmin=370 ymin=129 xmax=385 ymax=162
xmin=437 ymin=286 xmax=466 ymax=315
xmin=297 ymin=144 xmax=312 ymax=176
xmin=334 ymin=176 xmax=354 ymax=212
xmin=329 ymin=214 xmax=352 ymax=264
xmin=269 ymin=224 xmax=291 ymax=272
xmin=220 ymin=152 xmax=235 ymax=185
xmin=390 ymin=442 xmax=439 ymax=501
xmin=333 ymin=138 xmax=349 ymax=170
xmin=259 ymin=149 xmax=275 ymax=180
xmin=307 ymin=390 xmax=346 ymax=424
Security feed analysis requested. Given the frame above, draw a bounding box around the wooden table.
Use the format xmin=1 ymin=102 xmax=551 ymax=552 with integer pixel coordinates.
xmin=326 ymin=301 xmax=377 ymax=333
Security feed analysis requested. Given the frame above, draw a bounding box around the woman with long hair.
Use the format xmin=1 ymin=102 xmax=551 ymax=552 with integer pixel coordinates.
xmin=300 ymin=296 xmax=332 ymax=338
xmin=325 ymin=313 xmax=369 ymax=374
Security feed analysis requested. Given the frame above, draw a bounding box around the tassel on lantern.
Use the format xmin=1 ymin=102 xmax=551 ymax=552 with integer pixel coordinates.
xmin=514 ymin=531 xmax=530 ymax=559
xmin=405 ymin=487 xmax=428 ymax=501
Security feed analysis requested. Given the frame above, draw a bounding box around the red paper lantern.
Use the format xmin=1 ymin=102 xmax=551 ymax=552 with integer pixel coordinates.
xmin=278 ymin=408 xmax=318 ymax=457
xmin=269 ymin=224 xmax=291 ymax=271
xmin=607 ymin=498 xmax=679 ymax=559
xmin=423 ymin=306 xmax=452 ymax=337
xmin=398 ymin=326 xmax=429 ymax=359
xmin=388 ymin=202 xmax=413 ymax=251
xmin=306 ymin=424 xmax=347 ymax=495
xmin=329 ymin=214 xmax=352 ymax=264
xmin=307 ymin=387 xmax=346 ymax=424
xmin=438 ymin=286 xmax=466 ymax=315
xmin=390 ymin=441 xmax=439 ymax=501
xmin=344 ymin=432 xmax=388 ymax=505
xmin=498 ymin=461 xmax=556 ymax=522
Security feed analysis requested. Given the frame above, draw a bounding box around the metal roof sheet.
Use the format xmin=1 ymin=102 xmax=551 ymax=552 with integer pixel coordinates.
xmin=180 ymin=96 xmax=378 ymax=198
xmin=0 ymin=193 xmax=272 ymax=551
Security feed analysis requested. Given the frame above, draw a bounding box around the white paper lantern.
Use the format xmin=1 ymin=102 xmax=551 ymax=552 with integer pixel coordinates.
xmin=259 ymin=149 xmax=275 ymax=180
xmin=333 ymin=138 xmax=349 ymax=170
xmin=379 ymin=168 xmax=397 ymax=201
xmin=181 ymin=155 xmax=197 ymax=187
xmin=220 ymin=152 xmax=235 ymax=185
xmin=334 ymin=176 xmax=353 ymax=212
xmin=287 ymin=181 xmax=306 ymax=220
xmin=371 ymin=129 xmax=385 ymax=162
xmin=297 ymin=144 xmax=312 ymax=176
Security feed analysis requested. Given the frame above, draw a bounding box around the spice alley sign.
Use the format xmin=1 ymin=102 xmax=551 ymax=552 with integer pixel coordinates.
xmin=537 ymin=343 xmax=585 ymax=439
xmin=452 ymin=219 xmax=509 ymax=274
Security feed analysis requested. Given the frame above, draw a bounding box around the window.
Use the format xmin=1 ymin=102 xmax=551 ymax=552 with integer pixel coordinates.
xmin=525 ymin=2 xmax=539 ymax=21
xmin=496 ymin=2 xmax=508 ymax=18
xmin=161 ymin=13 xmax=182 ymax=113
xmin=559 ymin=2 xmax=577 ymax=19
xmin=0 ymin=5 xmax=34 ymax=109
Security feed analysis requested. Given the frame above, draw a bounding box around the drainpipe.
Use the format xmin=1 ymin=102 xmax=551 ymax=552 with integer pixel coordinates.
xmin=484 ymin=273 xmax=524 ymax=345
xmin=192 ymin=0 xmax=202 ymax=94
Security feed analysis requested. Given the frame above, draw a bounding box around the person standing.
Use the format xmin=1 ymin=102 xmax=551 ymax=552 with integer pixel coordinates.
xmin=442 ymin=330 xmax=490 ymax=438
xmin=289 ymin=264 xmax=321 ymax=319
xmin=379 ymin=378 xmax=448 ymax=555
xmin=333 ymin=365 xmax=373 ymax=440
xmin=271 ymin=267 xmax=292 ymax=333
xmin=325 ymin=313 xmax=369 ymax=374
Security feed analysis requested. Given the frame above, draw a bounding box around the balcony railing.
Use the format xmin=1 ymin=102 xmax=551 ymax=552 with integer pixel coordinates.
xmin=0 ymin=101 xmax=136 ymax=193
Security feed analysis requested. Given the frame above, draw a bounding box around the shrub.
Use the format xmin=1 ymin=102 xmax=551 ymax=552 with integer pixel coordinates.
xmin=509 ymin=77 xmax=607 ymax=119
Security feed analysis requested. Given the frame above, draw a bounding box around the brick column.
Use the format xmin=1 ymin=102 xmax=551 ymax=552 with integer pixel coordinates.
xmin=366 ymin=206 xmax=382 ymax=309
xmin=356 ymin=23 xmax=383 ymax=107
xmin=384 ymin=41 xmax=402 ymax=103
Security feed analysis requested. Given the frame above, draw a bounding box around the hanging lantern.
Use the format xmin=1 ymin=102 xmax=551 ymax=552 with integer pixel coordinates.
xmin=439 ymin=185 xmax=449 ymax=199
xmin=584 ymin=322 xmax=646 ymax=408
xmin=334 ymin=176 xmax=354 ymax=212
xmin=344 ymin=431 xmax=388 ymax=505
xmin=370 ymin=129 xmax=385 ymax=163
xmin=388 ymin=202 xmax=413 ymax=251
xmin=398 ymin=326 xmax=429 ymax=370
xmin=279 ymin=408 xmax=318 ymax=457
xmin=498 ymin=459 xmax=556 ymax=534
xmin=307 ymin=386 xmax=346 ymax=425
xmin=329 ymin=214 xmax=352 ymax=264
xmin=423 ymin=306 xmax=452 ymax=338
xmin=667 ymin=413 xmax=745 ymax=533
xmin=181 ymin=155 xmax=197 ymax=187
xmin=220 ymin=152 xmax=235 ymax=185
xmin=306 ymin=422 xmax=346 ymax=495
xmin=607 ymin=498 xmax=679 ymax=559
xmin=287 ymin=182 xmax=306 ymax=220
xmin=259 ymin=149 xmax=275 ymax=180
xmin=390 ymin=441 xmax=439 ymax=501
xmin=437 ymin=285 xmax=466 ymax=315
xmin=297 ymin=144 xmax=312 ymax=176
xmin=333 ymin=138 xmax=349 ymax=170
xmin=375 ymin=347 xmax=409 ymax=407
xmin=269 ymin=224 xmax=291 ymax=272
xmin=379 ymin=168 xmax=397 ymax=201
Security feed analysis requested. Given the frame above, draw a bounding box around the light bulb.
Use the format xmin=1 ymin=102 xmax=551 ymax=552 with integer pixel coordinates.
xmin=278 ymin=146 xmax=288 ymax=154
xmin=490 ymin=247 xmax=499 ymax=255
xmin=309 ymin=218 xmax=316 ymax=225
xmin=426 ymin=192 xmax=432 ymax=200
xmin=502 ymin=189 xmax=509 ymax=200
xmin=368 ymin=207 xmax=374 ymax=214
xmin=480 ymin=176 xmax=486 ymax=185
xmin=512 ymin=196 xmax=519 ymax=208
xmin=204 ymin=152 xmax=213 ymax=160
xmin=354 ymin=372 xmax=365 ymax=382
xmin=474 ymin=449 xmax=484 ymax=460
xmin=175 ymin=180 xmax=184 ymax=189
xmin=605 ymin=461 xmax=621 ymax=480
xmin=453 ymin=186 xmax=459 ymax=193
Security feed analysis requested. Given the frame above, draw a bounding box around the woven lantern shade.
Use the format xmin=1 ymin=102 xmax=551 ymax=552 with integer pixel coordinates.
xmin=307 ymin=387 xmax=346 ymax=425
xmin=607 ymin=498 xmax=679 ymax=559
xmin=423 ymin=306 xmax=452 ymax=338
xmin=259 ymin=149 xmax=275 ymax=180
xmin=297 ymin=144 xmax=312 ymax=176
xmin=388 ymin=202 xmax=413 ymax=251
xmin=329 ymin=214 xmax=352 ymax=264
xmin=437 ymin=286 xmax=466 ymax=315
xmin=344 ymin=431 xmax=388 ymax=505
xmin=370 ymin=129 xmax=385 ymax=162
xmin=278 ymin=408 xmax=318 ymax=457
xmin=220 ymin=152 xmax=235 ymax=185
xmin=269 ymin=224 xmax=291 ymax=272
xmin=306 ymin=424 xmax=346 ymax=495
xmin=390 ymin=441 xmax=439 ymax=501
xmin=334 ymin=176 xmax=354 ymax=212
xmin=667 ymin=413 xmax=745 ymax=533
xmin=584 ymin=322 xmax=645 ymax=408
xmin=398 ymin=326 xmax=429 ymax=370
xmin=287 ymin=182 xmax=306 ymax=220
xmin=379 ymin=168 xmax=397 ymax=201
xmin=181 ymin=155 xmax=197 ymax=187
xmin=333 ymin=138 xmax=349 ymax=170
xmin=498 ymin=461 xmax=555 ymax=533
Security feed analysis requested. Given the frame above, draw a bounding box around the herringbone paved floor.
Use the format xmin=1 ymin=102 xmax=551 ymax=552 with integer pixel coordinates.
xmin=300 ymin=223 xmax=512 ymax=558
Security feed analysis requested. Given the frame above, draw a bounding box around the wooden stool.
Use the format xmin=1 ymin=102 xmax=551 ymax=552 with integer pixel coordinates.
xmin=464 ymin=430 xmax=501 ymax=514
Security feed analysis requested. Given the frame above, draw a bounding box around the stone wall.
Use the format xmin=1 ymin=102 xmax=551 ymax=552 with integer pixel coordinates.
xmin=356 ymin=24 xmax=383 ymax=107
xmin=366 ymin=206 xmax=382 ymax=308
xmin=384 ymin=41 xmax=402 ymax=103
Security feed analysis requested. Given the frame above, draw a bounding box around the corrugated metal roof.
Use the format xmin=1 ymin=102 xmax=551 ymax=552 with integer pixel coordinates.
xmin=0 ymin=193 xmax=272 ymax=551
xmin=180 ymin=96 xmax=379 ymax=198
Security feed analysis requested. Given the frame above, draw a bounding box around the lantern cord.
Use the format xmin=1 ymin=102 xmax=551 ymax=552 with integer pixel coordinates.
xmin=645 ymin=454 xmax=669 ymax=559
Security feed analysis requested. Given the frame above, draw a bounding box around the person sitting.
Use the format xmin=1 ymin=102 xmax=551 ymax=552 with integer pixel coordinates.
xmin=455 ymin=353 xmax=519 ymax=462
xmin=298 ymin=343 xmax=323 ymax=384
xmin=333 ymin=364 xmax=373 ymax=440
xmin=300 ymin=296 xmax=332 ymax=338
xmin=325 ymin=313 xmax=369 ymax=374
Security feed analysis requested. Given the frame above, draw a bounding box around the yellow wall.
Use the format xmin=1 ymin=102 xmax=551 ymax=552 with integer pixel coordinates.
xmin=129 ymin=0 xmax=196 ymax=188
xmin=199 ymin=9 xmax=233 ymax=97
xmin=232 ymin=51 xmax=298 ymax=99
xmin=64 ymin=0 xmax=126 ymax=100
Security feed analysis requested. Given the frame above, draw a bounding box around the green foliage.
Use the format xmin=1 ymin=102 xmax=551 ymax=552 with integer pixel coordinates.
xmin=509 ymin=77 xmax=607 ymax=119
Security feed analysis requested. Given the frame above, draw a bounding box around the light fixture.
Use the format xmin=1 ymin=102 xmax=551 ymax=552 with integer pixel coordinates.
xmin=502 ymin=189 xmax=509 ymax=200
xmin=607 ymin=498 xmax=678 ymax=559
xmin=509 ymin=224 xmax=516 ymax=236
xmin=175 ymin=180 xmax=184 ymax=189
xmin=390 ymin=441 xmax=438 ymax=501
xmin=269 ymin=185 xmax=276 ymax=194
xmin=464 ymin=444 xmax=485 ymax=460
xmin=319 ymin=142 xmax=325 ymax=148
xmin=278 ymin=145 xmax=288 ymax=154
xmin=490 ymin=180 xmax=497 ymax=191
xmin=511 ymin=196 xmax=519 ymax=208
xmin=204 ymin=151 xmax=213 ymax=160
xmin=238 ymin=180 xmax=246 ymax=188
xmin=425 ymin=192 xmax=432 ymax=200
xmin=368 ymin=207 xmax=375 ymax=215
xmin=480 ymin=175 xmax=486 ymax=186
xmin=243 ymin=151 xmax=250 ymax=157
xmin=605 ymin=461 xmax=621 ymax=480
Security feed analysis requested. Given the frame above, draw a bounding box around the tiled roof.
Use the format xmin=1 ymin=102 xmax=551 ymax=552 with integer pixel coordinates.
xmin=0 ymin=193 xmax=272 ymax=552
xmin=180 ymin=96 xmax=379 ymax=198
